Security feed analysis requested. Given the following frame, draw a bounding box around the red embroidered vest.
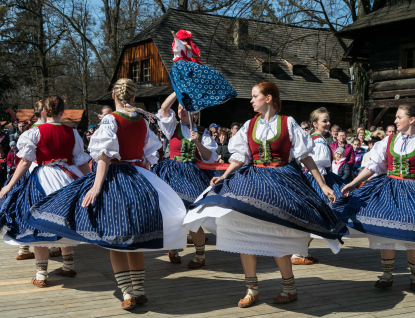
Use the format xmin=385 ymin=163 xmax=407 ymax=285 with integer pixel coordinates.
xmin=111 ymin=111 xmax=147 ymax=161
xmin=170 ymin=123 xmax=204 ymax=163
xmin=247 ymin=114 xmax=291 ymax=166
xmin=386 ymin=134 xmax=415 ymax=179
xmin=36 ymin=124 xmax=75 ymax=165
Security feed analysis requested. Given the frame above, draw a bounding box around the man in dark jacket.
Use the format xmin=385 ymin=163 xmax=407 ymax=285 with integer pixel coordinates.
xmin=216 ymin=131 xmax=231 ymax=163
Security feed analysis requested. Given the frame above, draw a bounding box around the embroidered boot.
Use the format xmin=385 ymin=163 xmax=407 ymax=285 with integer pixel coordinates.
xmin=409 ymin=262 xmax=415 ymax=291
xmin=168 ymin=249 xmax=181 ymax=264
xmin=131 ymin=270 xmax=148 ymax=304
xmin=187 ymin=244 xmax=205 ymax=269
xmin=275 ymin=276 xmax=298 ymax=304
xmin=55 ymin=251 xmax=77 ymax=277
xmin=115 ymin=271 xmax=136 ymax=310
xmin=32 ymin=259 xmax=48 ymax=287
xmin=238 ymin=277 xmax=259 ymax=308
xmin=375 ymin=258 xmax=394 ymax=288
xmin=16 ymin=245 xmax=35 ymax=260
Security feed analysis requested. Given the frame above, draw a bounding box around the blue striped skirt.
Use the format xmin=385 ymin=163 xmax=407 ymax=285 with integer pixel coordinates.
xmin=28 ymin=164 xmax=165 ymax=250
xmin=304 ymin=172 xmax=346 ymax=207
xmin=151 ymin=159 xmax=216 ymax=209
xmin=170 ymin=60 xmax=237 ymax=112
xmin=190 ymin=161 xmax=348 ymax=240
xmin=0 ymin=168 xmax=63 ymax=244
xmin=337 ymin=175 xmax=415 ymax=242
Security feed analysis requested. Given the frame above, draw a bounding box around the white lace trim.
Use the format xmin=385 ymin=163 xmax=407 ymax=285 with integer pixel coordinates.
xmin=30 ymin=209 xmax=68 ymax=226
xmin=369 ymin=242 xmax=415 ymax=250
xmin=16 ymin=229 xmax=56 ymax=239
xmin=356 ymin=215 xmax=415 ymax=232
xmin=178 ymin=193 xmax=195 ymax=204
xmin=76 ymin=230 xmax=163 ymax=244
xmin=210 ymin=192 xmax=344 ymax=234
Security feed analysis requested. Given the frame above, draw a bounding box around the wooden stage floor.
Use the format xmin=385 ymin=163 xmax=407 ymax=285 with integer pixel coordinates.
xmin=1 ymin=235 xmax=414 ymax=318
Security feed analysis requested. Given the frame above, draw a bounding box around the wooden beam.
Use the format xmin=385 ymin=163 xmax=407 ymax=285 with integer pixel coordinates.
xmin=372 ymin=78 xmax=415 ymax=92
xmin=369 ymin=89 xmax=415 ymax=100
xmin=371 ymin=68 xmax=415 ymax=82
xmin=372 ymin=106 xmax=390 ymax=127
xmin=367 ymin=108 xmax=374 ymax=129
xmin=366 ymin=98 xmax=415 ymax=109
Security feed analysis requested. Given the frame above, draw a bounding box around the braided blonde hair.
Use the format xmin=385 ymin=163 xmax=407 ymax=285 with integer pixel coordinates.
xmin=113 ymin=78 xmax=137 ymax=113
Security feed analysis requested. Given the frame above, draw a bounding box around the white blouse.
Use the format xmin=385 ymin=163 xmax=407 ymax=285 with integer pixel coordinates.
xmin=156 ymin=109 xmax=218 ymax=163
xmin=89 ymin=109 xmax=161 ymax=165
xmin=228 ymin=115 xmax=314 ymax=165
xmin=309 ymin=134 xmax=332 ymax=175
xmin=172 ymin=38 xmax=192 ymax=60
xmin=17 ymin=124 xmax=90 ymax=166
xmin=365 ymin=133 xmax=415 ymax=175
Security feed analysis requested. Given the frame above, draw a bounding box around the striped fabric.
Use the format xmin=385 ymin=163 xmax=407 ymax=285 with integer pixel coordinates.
xmin=1 ymin=168 xmax=61 ymax=243
xmin=151 ymin=159 xmax=216 ymax=208
xmin=190 ymin=161 xmax=348 ymax=240
xmin=304 ymin=172 xmax=346 ymax=207
xmin=337 ymin=175 xmax=415 ymax=242
xmin=28 ymin=164 xmax=163 ymax=250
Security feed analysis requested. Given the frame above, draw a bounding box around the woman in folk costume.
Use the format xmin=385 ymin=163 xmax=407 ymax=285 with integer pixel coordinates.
xmin=169 ymin=29 xmax=237 ymax=112
xmin=152 ymin=91 xmax=218 ymax=268
xmin=27 ymin=79 xmax=187 ymax=310
xmin=341 ymin=104 xmax=415 ymax=291
xmin=183 ymin=82 xmax=347 ymax=308
xmin=0 ymin=96 xmax=91 ymax=287
xmin=292 ymin=107 xmax=348 ymax=265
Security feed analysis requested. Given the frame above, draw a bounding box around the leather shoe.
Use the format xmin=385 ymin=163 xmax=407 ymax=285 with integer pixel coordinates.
xmin=134 ymin=294 xmax=148 ymax=304
xmin=121 ymin=298 xmax=136 ymax=310
xmin=168 ymin=252 xmax=182 ymax=264
xmin=238 ymin=293 xmax=259 ymax=308
xmin=274 ymin=292 xmax=298 ymax=304
xmin=374 ymin=279 xmax=393 ymax=288
xmin=16 ymin=252 xmax=35 ymax=260
xmin=187 ymin=258 xmax=205 ymax=269
xmin=410 ymin=282 xmax=415 ymax=291
xmin=31 ymin=278 xmax=47 ymax=288
xmin=54 ymin=268 xmax=77 ymax=277
xmin=306 ymin=255 xmax=319 ymax=263
xmin=291 ymin=257 xmax=313 ymax=265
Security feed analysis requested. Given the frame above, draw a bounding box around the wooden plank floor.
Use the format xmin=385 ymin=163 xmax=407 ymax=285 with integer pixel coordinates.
xmin=1 ymin=235 xmax=414 ymax=318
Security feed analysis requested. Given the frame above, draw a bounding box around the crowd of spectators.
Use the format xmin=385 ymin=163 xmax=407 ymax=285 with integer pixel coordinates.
xmin=299 ymin=121 xmax=396 ymax=181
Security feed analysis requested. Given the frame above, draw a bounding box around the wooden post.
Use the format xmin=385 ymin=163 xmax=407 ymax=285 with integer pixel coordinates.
xmin=367 ymin=108 xmax=374 ymax=129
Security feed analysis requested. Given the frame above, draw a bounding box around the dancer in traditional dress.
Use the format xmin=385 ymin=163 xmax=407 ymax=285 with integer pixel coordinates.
xmin=28 ymin=79 xmax=187 ymax=310
xmin=152 ymin=92 xmax=218 ymax=268
xmin=0 ymin=96 xmax=91 ymax=287
xmin=341 ymin=104 xmax=415 ymax=290
xmin=292 ymin=107 xmax=347 ymax=265
xmin=183 ymin=82 xmax=347 ymax=308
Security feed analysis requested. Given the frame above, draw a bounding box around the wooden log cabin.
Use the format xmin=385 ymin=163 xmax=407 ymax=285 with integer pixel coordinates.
xmin=337 ymin=0 xmax=415 ymax=128
xmin=92 ymin=9 xmax=352 ymax=128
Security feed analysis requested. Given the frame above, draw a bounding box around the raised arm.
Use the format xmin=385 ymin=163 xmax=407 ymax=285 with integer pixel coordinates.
xmin=160 ymin=92 xmax=177 ymax=118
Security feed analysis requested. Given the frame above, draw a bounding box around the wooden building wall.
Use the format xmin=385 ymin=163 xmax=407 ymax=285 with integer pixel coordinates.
xmin=367 ymin=27 xmax=415 ymax=126
xmin=114 ymin=40 xmax=170 ymax=85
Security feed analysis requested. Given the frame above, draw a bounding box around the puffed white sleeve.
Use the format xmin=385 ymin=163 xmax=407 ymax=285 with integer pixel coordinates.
xmin=310 ymin=140 xmax=332 ymax=175
xmin=16 ymin=128 xmax=40 ymax=161
xmin=228 ymin=120 xmax=251 ymax=165
xmin=200 ymin=130 xmax=218 ymax=163
xmin=143 ymin=120 xmax=162 ymax=165
xmin=72 ymin=130 xmax=91 ymax=166
xmin=288 ymin=117 xmax=314 ymax=160
xmin=88 ymin=115 xmax=120 ymax=161
xmin=364 ymin=137 xmax=388 ymax=174
xmin=156 ymin=109 xmax=178 ymax=140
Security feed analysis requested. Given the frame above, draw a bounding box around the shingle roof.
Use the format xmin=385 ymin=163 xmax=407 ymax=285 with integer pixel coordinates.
xmin=337 ymin=1 xmax=415 ymax=39
xmin=122 ymin=9 xmax=351 ymax=105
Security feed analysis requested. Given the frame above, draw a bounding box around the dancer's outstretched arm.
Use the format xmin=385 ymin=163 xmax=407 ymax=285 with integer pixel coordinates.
xmin=341 ymin=168 xmax=375 ymax=197
xmin=301 ymin=156 xmax=336 ymax=203
xmin=82 ymin=154 xmax=111 ymax=207
xmin=210 ymin=160 xmax=244 ymax=186
xmin=0 ymin=158 xmax=31 ymax=198
xmin=160 ymin=92 xmax=177 ymax=118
